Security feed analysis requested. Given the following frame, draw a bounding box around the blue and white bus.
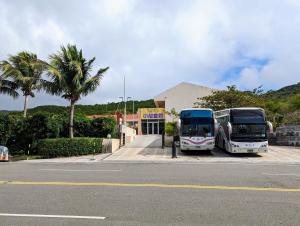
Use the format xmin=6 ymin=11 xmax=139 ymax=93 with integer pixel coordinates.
xmin=177 ymin=108 xmax=216 ymax=152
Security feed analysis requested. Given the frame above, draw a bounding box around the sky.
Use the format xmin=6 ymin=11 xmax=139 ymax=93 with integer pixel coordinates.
xmin=0 ymin=0 xmax=300 ymax=110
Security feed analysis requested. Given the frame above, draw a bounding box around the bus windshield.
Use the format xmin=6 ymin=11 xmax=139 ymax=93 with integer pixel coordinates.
xmin=230 ymin=109 xmax=265 ymax=124
xmin=181 ymin=117 xmax=213 ymax=137
xmin=180 ymin=110 xmax=214 ymax=137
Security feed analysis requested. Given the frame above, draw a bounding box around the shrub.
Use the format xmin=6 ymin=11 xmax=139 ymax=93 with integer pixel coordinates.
xmin=37 ymin=137 xmax=103 ymax=158
xmin=0 ymin=113 xmax=12 ymax=146
xmin=59 ymin=115 xmax=117 ymax=138
xmin=90 ymin=117 xmax=116 ymax=137
xmin=28 ymin=114 xmax=61 ymax=139
xmin=7 ymin=117 xmax=31 ymax=154
xmin=165 ymin=122 xmax=177 ymax=136
xmin=60 ymin=115 xmax=91 ymax=137
xmin=7 ymin=113 xmax=61 ymax=154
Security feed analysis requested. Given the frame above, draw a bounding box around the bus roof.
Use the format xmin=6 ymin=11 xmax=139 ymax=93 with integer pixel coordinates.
xmin=180 ymin=108 xmax=214 ymax=118
xmin=215 ymin=107 xmax=264 ymax=112
xmin=230 ymin=107 xmax=264 ymax=110
xmin=180 ymin=108 xmax=213 ymax=113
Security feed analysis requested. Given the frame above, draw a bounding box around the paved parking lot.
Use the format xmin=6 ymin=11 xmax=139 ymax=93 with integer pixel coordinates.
xmin=105 ymin=135 xmax=300 ymax=164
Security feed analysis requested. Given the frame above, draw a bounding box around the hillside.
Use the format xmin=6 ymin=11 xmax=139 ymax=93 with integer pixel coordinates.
xmin=21 ymin=99 xmax=156 ymax=116
xmin=264 ymin=82 xmax=300 ymax=99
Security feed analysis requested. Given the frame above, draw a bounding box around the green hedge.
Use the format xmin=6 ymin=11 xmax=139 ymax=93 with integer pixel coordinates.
xmin=2 ymin=112 xmax=116 ymax=154
xmin=37 ymin=138 xmax=103 ymax=158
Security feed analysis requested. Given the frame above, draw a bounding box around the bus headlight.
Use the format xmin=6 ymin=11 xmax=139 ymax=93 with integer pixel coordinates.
xmin=231 ymin=143 xmax=239 ymax=147
xmin=207 ymin=141 xmax=214 ymax=145
xmin=260 ymin=144 xmax=267 ymax=148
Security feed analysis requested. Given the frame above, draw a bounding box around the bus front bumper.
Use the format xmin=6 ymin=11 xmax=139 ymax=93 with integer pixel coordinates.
xmin=229 ymin=141 xmax=268 ymax=153
xmin=181 ymin=144 xmax=215 ymax=151
xmin=180 ymin=137 xmax=215 ymax=151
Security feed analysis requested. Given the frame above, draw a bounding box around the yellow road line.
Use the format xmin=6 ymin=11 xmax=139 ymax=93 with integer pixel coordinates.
xmin=0 ymin=181 xmax=299 ymax=192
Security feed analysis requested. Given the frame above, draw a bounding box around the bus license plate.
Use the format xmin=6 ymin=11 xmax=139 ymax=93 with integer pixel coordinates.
xmin=247 ymin=149 xmax=254 ymax=153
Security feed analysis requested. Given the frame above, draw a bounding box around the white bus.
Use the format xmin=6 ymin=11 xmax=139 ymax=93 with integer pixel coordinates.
xmin=215 ymin=108 xmax=273 ymax=153
xmin=177 ymin=108 xmax=216 ymax=152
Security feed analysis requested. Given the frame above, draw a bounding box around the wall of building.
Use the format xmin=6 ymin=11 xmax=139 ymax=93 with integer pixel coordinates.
xmin=154 ymin=82 xmax=218 ymax=122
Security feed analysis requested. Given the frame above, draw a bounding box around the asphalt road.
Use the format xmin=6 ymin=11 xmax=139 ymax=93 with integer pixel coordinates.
xmin=0 ymin=161 xmax=300 ymax=226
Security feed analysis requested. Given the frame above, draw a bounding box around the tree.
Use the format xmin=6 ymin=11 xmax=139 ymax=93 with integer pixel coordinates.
xmin=195 ymin=85 xmax=266 ymax=110
xmin=46 ymin=44 xmax=109 ymax=138
xmin=288 ymin=93 xmax=300 ymax=111
xmin=282 ymin=111 xmax=300 ymax=125
xmin=0 ymin=76 xmax=19 ymax=99
xmin=0 ymin=113 xmax=12 ymax=145
xmin=166 ymin=107 xmax=179 ymax=122
xmin=1 ymin=52 xmax=46 ymax=117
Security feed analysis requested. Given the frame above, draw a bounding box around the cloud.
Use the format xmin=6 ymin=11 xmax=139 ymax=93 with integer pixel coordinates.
xmin=0 ymin=0 xmax=299 ymax=110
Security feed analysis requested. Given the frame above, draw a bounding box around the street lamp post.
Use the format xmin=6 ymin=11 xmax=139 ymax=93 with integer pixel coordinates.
xmin=133 ymin=100 xmax=135 ymax=114
xmin=120 ymin=76 xmax=134 ymax=127
xmin=127 ymin=97 xmax=132 ymax=127
xmin=119 ymin=97 xmax=124 ymax=122
xmin=123 ymin=76 xmax=126 ymax=127
xmin=127 ymin=97 xmax=132 ymax=105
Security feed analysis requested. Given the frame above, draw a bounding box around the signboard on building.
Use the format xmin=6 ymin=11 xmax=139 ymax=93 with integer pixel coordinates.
xmin=140 ymin=108 xmax=165 ymax=120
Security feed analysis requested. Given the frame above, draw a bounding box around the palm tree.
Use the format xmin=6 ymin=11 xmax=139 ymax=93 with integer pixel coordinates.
xmin=0 ymin=76 xmax=19 ymax=98
xmin=46 ymin=44 xmax=109 ymax=138
xmin=1 ymin=52 xmax=46 ymax=117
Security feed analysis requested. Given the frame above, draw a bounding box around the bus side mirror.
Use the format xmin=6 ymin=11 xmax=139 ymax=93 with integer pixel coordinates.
xmin=267 ymin=121 xmax=273 ymax=134
xmin=214 ymin=119 xmax=218 ymax=135
xmin=227 ymin=122 xmax=232 ymax=135
xmin=177 ymin=119 xmax=181 ymax=129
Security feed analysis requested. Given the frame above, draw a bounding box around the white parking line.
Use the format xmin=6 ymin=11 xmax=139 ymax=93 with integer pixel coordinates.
xmin=0 ymin=213 xmax=105 ymax=220
xmin=263 ymin=173 xmax=300 ymax=177
xmin=39 ymin=169 xmax=121 ymax=172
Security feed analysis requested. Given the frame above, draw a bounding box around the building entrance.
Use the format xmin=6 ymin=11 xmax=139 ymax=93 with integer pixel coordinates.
xmin=147 ymin=122 xmax=159 ymax=134
xmin=141 ymin=120 xmax=164 ymax=135
xmin=138 ymin=108 xmax=165 ymax=135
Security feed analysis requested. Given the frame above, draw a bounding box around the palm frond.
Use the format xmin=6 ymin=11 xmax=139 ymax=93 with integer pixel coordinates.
xmin=80 ymin=67 xmax=109 ymax=96
xmin=0 ymin=79 xmax=18 ymax=89
xmin=80 ymin=74 xmax=102 ymax=96
xmin=0 ymin=84 xmax=19 ymax=98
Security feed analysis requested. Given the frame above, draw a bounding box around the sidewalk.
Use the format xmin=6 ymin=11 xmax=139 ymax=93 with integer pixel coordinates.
xmin=22 ymin=153 xmax=112 ymax=163
xmin=19 ymin=145 xmax=300 ymax=164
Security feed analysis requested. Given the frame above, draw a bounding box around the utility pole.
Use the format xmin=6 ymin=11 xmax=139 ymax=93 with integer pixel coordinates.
xmin=127 ymin=97 xmax=132 ymax=127
xmin=124 ymin=75 xmax=126 ymax=126
xmin=133 ymin=100 xmax=135 ymax=114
